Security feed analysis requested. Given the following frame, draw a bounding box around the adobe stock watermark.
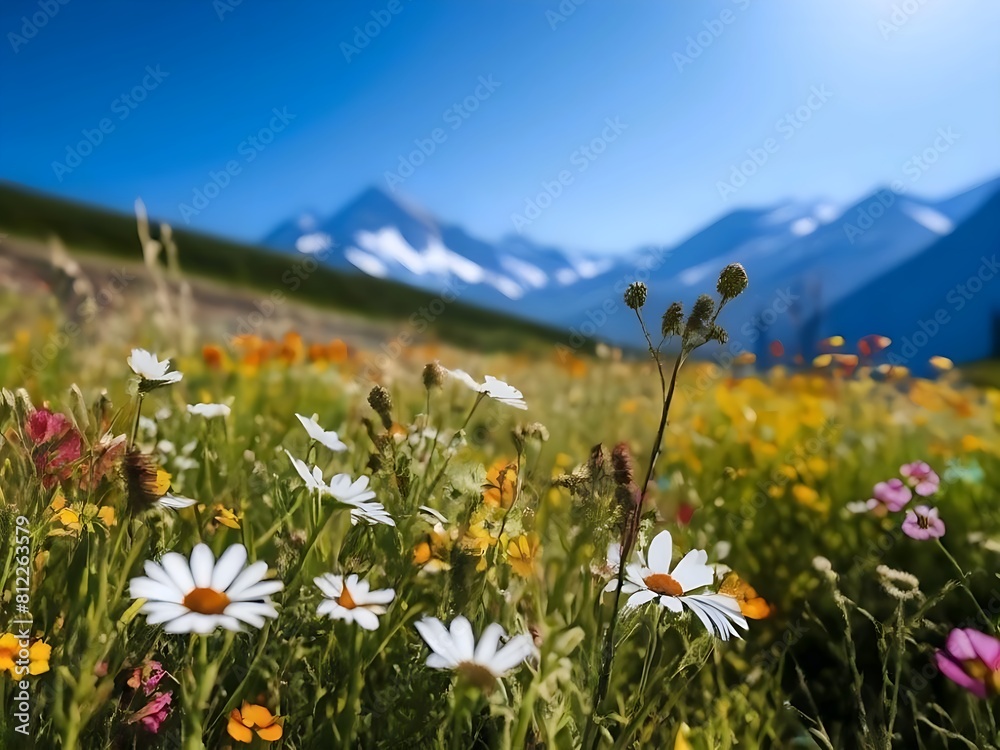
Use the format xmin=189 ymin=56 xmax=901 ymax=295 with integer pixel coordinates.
xmin=878 ymin=0 xmax=932 ymax=40
xmin=213 ymin=0 xmax=246 ymax=21
xmin=738 ymin=287 xmax=800 ymax=345
xmin=178 ymin=107 xmax=296 ymax=223
xmin=10 ymin=515 xmax=34 ymax=737
xmin=51 ymin=65 xmax=169 ymax=182
xmin=509 ymin=116 xmax=627 ymax=232
xmin=228 ymin=243 xmax=335 ymax=340
xmin=354 ymin=276 xmax=469 ymax=388
xmin=384 ymin=75 xmax=502 ymax=191
xmin=885 ymin=254 xmax=1000 ymax=367
xmin=716 ymin=85 xmax=832 ymax=200
xmin=546 ymin=0 xmax=587 ymax=30
xmin=19 ymin=268 xmax=136 ymax=381
xmin=673 ymin=0 xmax=752 ymax=72
xmin=676 ymin=284 xmax=804 ymax=402
xmin=556 ymin=244 xmax=671 ymax=356
xmin=340 ymin=0 xmax=413 ymax=62
xmin=842 ymin=127 xmax=960 ymax=244
xmin=7 ymin=0 xmax=71 ymax=53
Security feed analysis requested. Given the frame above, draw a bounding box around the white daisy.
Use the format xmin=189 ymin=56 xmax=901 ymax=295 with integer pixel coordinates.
xmin=415 ymin=615 xmax=535 ymax=688
xmin=314 ymin=573 xmax=394 ymax=630
xmin=159 ymin=492 xmax=197 ymax=509
xmin=187 ymin=403 xmax=231 ymax=419
xmin=346 ymin=499 xmax=396 ymax=527
xmin=285 ymin=450 xmax=326 ymax=493
xmin=295 ymin=413 xmax=347 ymax=452
xmin=326 ymin=473 xmax=376 ymax=504
xmin=327 ymin=474 xmax=395 ymax=527
xmin=481 ymin=376 xmax=528 ymax=410
xmin=418 ymin=505 xmax=449 ymax=524
xmin=605 ymin=530 xmax=748 ymax=641
xmin=285 ymin=452 xmax=395 ymax=527
xmin=129 ymin=543 xmax=283 ymax=634
xmin=445 ymin=368 xmax=527 ymax=410
xmin=128 ymin=348 xmax=183 ymax=389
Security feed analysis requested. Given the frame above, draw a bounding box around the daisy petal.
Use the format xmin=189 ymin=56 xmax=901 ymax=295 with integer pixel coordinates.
xmin=189 ymin=544 xmax=216 ymax=589
xmin=449 ymin=616 xmax=476 ymax=662
xmin=160 ymin=552 xmax=196 ymax=594
xmin=416 ymin=618 xmax=460 ymax=666
xmin=211 ymin=545 xmax=248 ymax=592
xmin=646 ymin=530 xmax=674 ymax=573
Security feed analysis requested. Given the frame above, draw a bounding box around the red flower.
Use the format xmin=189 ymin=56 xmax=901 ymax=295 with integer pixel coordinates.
xmin=127 ymin=691 xmax=172 ymax=734
xmin=26 ymin=409 xmax=83 ymax=488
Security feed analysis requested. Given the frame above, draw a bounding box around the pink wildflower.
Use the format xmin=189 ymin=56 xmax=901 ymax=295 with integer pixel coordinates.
xmin=901 ymin=505 xmax=945 ymax=540
xmin=935 ymin=628 xmax=1000 ymax=698
xmin=900 ymin=461 xmax=940 ymax=496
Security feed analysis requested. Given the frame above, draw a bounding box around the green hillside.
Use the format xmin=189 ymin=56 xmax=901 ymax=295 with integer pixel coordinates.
xmin=0 ymin=182 xmax=580 ymax=352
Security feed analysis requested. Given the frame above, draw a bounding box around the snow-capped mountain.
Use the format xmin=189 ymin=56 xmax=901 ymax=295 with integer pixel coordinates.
xmin=263 ymin=187 xmax=611 ymax=313
xmin=262 ymin=178 xmax=1000 ymax=364
xmin=811 ymin=185 xmax=1000 ymax=367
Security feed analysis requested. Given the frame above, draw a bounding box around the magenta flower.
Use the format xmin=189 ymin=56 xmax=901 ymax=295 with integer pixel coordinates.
xmin=935 ymin=628 xmax=1000 ymax=698
xmin=901 ymin=505 xmax=945 ymax=540
xmin=127 ymin=691 xmax=172 ymax=734
xmin=900 ymin=461 xmax=940 ymax=496
xmin=866 ymin=478 xmax=912 ymax=512
xmin=127 ymin=660 xmax=167 ymax=696
xmin=25 ymin=408 xmax=83 ymax=489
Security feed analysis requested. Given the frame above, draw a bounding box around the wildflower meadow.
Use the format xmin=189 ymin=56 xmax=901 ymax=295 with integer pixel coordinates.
xmin=2 ymin=247 xmax=1000 ymax=750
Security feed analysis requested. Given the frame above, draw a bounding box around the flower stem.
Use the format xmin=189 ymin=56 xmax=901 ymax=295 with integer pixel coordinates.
xmin=936 ymin=538 xmax=994 ymax=632
xmin=584 ymin=351 xmax=684 ymax=749
xmin=127 ymin=393 xmax=145 ymax=451
xmin=419 ymin=394 xmax=483 ymax=506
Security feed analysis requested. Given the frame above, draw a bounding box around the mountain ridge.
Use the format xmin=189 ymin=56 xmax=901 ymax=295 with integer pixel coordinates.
xmin=260 ymin=177 xmax=1000 ymax=364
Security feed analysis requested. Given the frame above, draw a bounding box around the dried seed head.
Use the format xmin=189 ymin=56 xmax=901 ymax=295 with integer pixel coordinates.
xmin=587 ymin=443 xmax=608 ymax=478
xmin=687 ymin=294 xmax=715 ymax=331
xmin=623 ymin=282 xmax=647 ymax=311
xmin=367 ymin=385 xmax=393 ymax=430
xmin=124 ymin=450 xmax=167 ymax=513
xmin=422 ymin=362 xmax=446 ymax=391
xmin=708 ymin=324 xmax=729 ymax=345
xmin=513 ymin=422 xmax=550 ymax=450
xmin=610 ymin=442 xmax=635 ymax=488
xmin=661 ymin=302 xmax=684 ymax=338
xmin=876 ymin=564 xmax=922 ymax=601
xmin=717 ymin=263 xmax=749 ymax=302
xmin=525 ymin=422 xmax=549 ymax=442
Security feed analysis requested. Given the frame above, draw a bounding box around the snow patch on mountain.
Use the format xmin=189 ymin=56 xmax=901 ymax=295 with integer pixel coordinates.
xmin=345 ymin=247 xmax=389 ymax=278
xmin=902 ymin=204 xmax=954 ymax=235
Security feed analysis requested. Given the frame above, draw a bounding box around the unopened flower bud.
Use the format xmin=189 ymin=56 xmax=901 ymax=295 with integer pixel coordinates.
xmin=708 ymin=325 xmax=729 ymax=345
xmin=367 ymin=385 xmax=393 ymax=430
xmin=661 ymin=302 xmax=684 ymax=338
xmin=717 ymin=263 xmax=749 ymax=302
xmin=686 ymin=294 xmax=715 ymax=332
xmin=422 ymin=362 xmax=446 ymax=390
xmin=610 ymin=442 xmax=635 ymax=488
xmin=623 ymin=282 xmax=647 ymax=311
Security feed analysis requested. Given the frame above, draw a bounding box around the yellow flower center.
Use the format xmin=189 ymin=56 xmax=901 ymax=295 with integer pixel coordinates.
xmin=964 ymin=660 xmax=1000 ymax=693
xmin=643 ymin=573 xmax=683 ymax=597
xmin=337 ymin=586 xmax=357 ymax=610
xmin=183 ymin=587 xmax=231 ymax=615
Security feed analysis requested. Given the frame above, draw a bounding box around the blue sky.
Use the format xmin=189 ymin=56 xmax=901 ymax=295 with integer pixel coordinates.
xmin=2 ymin=0 xmax=998 ymax=253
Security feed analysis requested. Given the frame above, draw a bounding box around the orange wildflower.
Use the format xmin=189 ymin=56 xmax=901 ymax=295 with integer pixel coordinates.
xmin=227 ymin=702 xmax=283 ymax=743
xmin=482 ymin=460 xmax=517 ymax=509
